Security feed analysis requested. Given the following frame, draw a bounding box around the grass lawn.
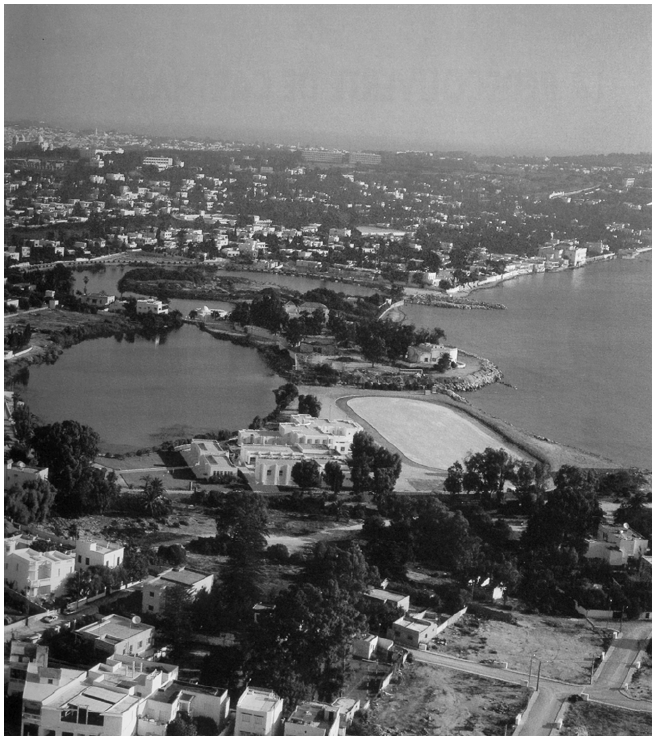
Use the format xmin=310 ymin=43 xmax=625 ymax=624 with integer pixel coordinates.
xmin=561 ymin=701 xmax=652 ymax=736
xmin=347 ymin=396 xmax=529 ymax=469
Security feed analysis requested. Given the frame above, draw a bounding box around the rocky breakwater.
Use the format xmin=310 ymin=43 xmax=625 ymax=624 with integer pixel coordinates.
xmin=406 ymin=293 xmax=506 ymax=311
xmin=436 ymin=353 xmax=503 ymax=395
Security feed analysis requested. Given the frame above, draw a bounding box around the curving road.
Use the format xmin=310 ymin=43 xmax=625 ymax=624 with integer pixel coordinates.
xmin=410 ymin=620 xmax=651 ymax=736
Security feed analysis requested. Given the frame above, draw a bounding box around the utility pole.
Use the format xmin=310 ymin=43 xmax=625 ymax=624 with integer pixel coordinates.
xmin=536 ymin=660 xmax=542 ymax=691
xmin=528 ymin=655 xmax=534 ymax=688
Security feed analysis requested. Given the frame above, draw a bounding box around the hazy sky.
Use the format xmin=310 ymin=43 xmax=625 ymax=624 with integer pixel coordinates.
xmin=4 ymin=4 xmax=652 ymax=154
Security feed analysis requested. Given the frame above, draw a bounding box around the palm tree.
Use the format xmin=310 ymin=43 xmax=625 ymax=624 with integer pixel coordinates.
xmin=141 ymin=475 xmax=167 ymax=517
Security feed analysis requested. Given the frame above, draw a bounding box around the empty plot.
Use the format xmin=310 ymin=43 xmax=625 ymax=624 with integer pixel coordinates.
xmin=347 ymin=397 xmax=527 ymax=469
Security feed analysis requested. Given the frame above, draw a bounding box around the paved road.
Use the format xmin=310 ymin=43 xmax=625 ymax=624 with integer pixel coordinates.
xmin=412 ymin=620 xmax=652 ymax=736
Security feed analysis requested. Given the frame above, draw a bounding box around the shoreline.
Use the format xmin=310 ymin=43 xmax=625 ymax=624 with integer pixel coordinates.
xmin=4 ymin=309 xmax=638 ymax=476
xmin=303 ymin=385 xmax=628 ymax=474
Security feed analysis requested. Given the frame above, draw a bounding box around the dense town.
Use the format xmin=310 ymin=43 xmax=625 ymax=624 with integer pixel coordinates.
xmin=4 ymin=123 xmax=653 ymax=737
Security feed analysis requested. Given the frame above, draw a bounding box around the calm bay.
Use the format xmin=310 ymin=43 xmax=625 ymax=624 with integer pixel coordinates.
xmin=403 ymin=254 xmax=652 ymax=469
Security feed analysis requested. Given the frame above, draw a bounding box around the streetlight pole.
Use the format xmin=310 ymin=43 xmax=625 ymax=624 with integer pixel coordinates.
xmin=536 ymin=660 xmax=542 ymax=691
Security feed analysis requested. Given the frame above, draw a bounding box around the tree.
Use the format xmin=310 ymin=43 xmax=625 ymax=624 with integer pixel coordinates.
xmin=614 ymin=491 xmax=652 ymax=540
xmin=323 ymin=461 xmax=344 ymax=494
xmin=5 ymin=479 xmax=57 ymax=524
xmin=291 ymin=459 xmax=321 ymax=491
xmin=31 ymin=420 xmax=100 ymax=516
xmin=245 ymin=581 xmax=366 ymax=707
xmin=359 ymin=332 xmax=387 ymax=367
xmin=141 ymin=476 xmax=168 ymax=517
xmin=444 ymin=462 xmax=464 ymax=496
xmin=349 ymin=431 xmax=378 ymax=494
xmin=298 ymin=394 xmax=321 ymax=417
xmin=522 ymin=466 xmax=603 ymax=556
xmin=12 ymin=402 xmax=35 ymax=445
xmin=166 ymin=712 xmax=197 ymax=736
xmin=371 ymin=448 xmax=402 ymax=497
xmin=462 ymin=448 xmax=517 ymax=505
xmin=284 ymin=317 xmax=306 ymax=347
xmin=273 ymin=382 xmax=298 ymax=410
xmin=161 ymin=583 xmax=195 ymax=659
xmin=214 ymin=492 xmax=269 ymax=626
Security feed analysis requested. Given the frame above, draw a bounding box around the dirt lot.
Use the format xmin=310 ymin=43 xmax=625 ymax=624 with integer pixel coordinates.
xmin=438 ymin=613 xmax=603 ymax=684
xmin=367 ymin=662 xmax=529 ymax=736
xmin=559 ymin=700 xmax=652 ymax=736
xmin=628 ymin=648 xmax=652 ymax=702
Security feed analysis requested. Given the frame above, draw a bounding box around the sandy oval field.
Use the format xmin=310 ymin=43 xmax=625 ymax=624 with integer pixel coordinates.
xmin=347 ymin=397 xmax=528 ymax=469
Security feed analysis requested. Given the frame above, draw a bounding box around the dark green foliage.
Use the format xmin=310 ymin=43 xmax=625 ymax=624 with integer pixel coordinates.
xmin=461 ymin=448 xmax=518 ymax=505
xmin=273 ymin=382 xmax=299 ymax=409
xmin=31 ymin=420 xmax=107 ymax=516
xmin=5 ymin=479 xmax=56 ymax=524
xmin=161 ymin=584 xmax=195 ymax=659
xmin=157 ymin=544 xmax=187 ymax=566
xmin=614 ymin=492 xmax=651 ymax=540
xmin=522 ymin=466 xmax=603 ymax=556
xmin=444 ymin=461 xmax=464 ymax=495
xmin=244 ymin=581 xmax=366 ymax=707
xmin=166 ymin=712 xmax=197 ymax=736
xmin=305 ymin=542 xmax=380 ymax=597
xmin=323 ymin=460 xmax=344 ymax=494
xmin=349 ymin=431 xmax=402 ymax=496
xmin=214 ymin=492 xmax=269 ymax=625
xmin=298 ymin=394 xmax=321 ymax=417
xmin=266 ymin=543 xmax=291 ymax=564
xmin=291 ymin=459 xmax=321 ymax=491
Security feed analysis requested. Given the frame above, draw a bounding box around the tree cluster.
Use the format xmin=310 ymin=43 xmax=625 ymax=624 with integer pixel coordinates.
xmin=349 ymin=431 xmax=402 ymax=496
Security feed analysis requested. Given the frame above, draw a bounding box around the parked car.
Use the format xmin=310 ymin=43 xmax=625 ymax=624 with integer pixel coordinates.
xmin=41 ymin=615 xmax=57 ymax=624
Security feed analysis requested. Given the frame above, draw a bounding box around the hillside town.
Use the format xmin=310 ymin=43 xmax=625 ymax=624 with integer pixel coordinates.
xmin=4 ymin=124 xmax=652 ymax=295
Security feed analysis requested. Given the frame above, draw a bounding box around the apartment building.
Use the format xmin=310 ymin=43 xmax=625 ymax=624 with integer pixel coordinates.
xmin=4 ymin=538 xmax=75 ymax=598
xmin=348 ymin=152 xmax=382 ymax=166
xmin=143 ymin=156 xmax=174 ymax=171
xmin=21 ymin=653 xmax=228 ymax=736
xmin=235 ymin=686 xmax=284 ymax=736
xmin=284 ymin=701 xmax=341 ymax=736
xmin=76 ymin=538 xmax=124 ymax=570
xmin=142 ymin=567 xmax=214 ymax=616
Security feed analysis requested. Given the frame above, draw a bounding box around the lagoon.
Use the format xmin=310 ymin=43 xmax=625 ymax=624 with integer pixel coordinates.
xmin=16 ymin=324 xmax=283 ymax=453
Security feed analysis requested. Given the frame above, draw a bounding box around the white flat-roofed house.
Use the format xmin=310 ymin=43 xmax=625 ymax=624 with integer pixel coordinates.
xmin=21 ymin=651 xmax=228 ymax=736
xmin=389 ymin=614 xmax=441 ymax=649
xmin=76 ymin=539 xmax=124 ymax=570
xmin=142 ymin=567 xmax=214 ymax=616
xmin=136 ymin=297 xmax=169 ymax=315
xmin=180 ymin=439 xmax=238 ymax=479
xmin=284 ymin=701 xmax=341 ymax=736
xmin=5 ymin=459 xmax=49 ymax=487
xmin=80 ymin=291 xmax=116 ymax=309
xmin=4 ymin=538 xmax=75 ymax=598
xmin=364 ymin=588 xmax=411 ymax=613
xmin=7 ymin=641 xmax=49 ymax=697
xmin=235 ymin=686 xmax=284 ymax=736
xmin=406 ymin=343 xmax=458 ymax=365
xmin=76 ymin=614 xmax=154 ymax=658
xmin=586 ymin=522 xmax=649 ymax=566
